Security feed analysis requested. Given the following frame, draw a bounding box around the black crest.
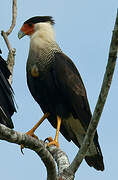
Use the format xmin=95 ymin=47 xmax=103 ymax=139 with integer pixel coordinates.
xmin=24 ymin=16 xmax=55 ymax=25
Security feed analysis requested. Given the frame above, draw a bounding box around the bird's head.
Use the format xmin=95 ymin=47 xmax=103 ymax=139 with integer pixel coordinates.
xmin=18 ymin=16 xmax=55 ymax=40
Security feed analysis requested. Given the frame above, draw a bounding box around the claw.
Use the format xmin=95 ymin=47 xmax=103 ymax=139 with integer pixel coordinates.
xmin=20 ymin=130 xmax=38 ymax=154
xmin=20 ymin=113 xmax=49 ymax=154
xmin=20 ymin=144 xmax=24 ymax=155
xmin=47 ymin=140 xmax=59 ymax=148
xmin=44 ymin=136 xmax=53 ymax=142
xmin=45 ymin=136 xmax=59 ymax=148
xmin=46 ymin=116 xmax=61 ymax=148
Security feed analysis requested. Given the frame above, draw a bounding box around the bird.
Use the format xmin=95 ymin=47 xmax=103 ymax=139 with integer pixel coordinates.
xmin=18 ymin=16 xmax=104 ymax=171
xmin=0 ymin=49 xmax=16 ymax=128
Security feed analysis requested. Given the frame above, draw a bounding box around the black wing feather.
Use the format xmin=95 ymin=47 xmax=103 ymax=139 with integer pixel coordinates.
xmin=52 ymin=52 xmax=104 ymax=170
xmin=52 ymin=52 xmax=100 ymax=145
xmin=0 ymin=54 xmax=16 ymax=128
xmin=52 ymin=52 xmax=92 ymax=129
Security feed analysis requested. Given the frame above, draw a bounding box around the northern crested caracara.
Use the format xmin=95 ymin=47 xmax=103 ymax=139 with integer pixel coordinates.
xmin=18 ymin=16 xmax=104 ymax=171
xmin=0 ymin=49 xmax=16 ymax=128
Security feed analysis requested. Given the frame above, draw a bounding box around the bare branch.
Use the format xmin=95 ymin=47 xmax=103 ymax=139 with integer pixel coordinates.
xmin=0 ymin=122 xmax=75 ymax=180
xmin=1 ymin=0 xmax=17 ymax=50
xmin=48 ymin=146 xmax=74 ymax=179
xmin=1 ymin=0 xmax=17 ymax=84
xmin=1 ymin=31 xmax=12 ymax=51
xmin=7 ymin=48 xmax=16 ymax=84
xmin=1 ymin=29 xmax=16 ymax=84
xmin=0 ymin=123 xmax=57 ymax=180
xmin=0 ymin=30 xmax=16 ymax=84
xmin=36 ymin=145 xmax=57 ymax=180
xmin=6 ymin=0 xmax=17 ymax=36
xmin=68 ymin=10 xmax=118 ymax=174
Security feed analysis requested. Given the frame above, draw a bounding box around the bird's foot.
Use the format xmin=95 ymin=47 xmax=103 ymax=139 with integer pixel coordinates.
xmin=20 ymin=130 xmax=38 ymax=154
xmin=26 ymin=129 xmax=39 ymax=139
xmin=45 ymin=136 xmax=59 ymax=148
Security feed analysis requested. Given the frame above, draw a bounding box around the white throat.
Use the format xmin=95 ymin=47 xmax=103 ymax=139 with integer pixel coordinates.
xmin=30 ymin=22 xmax=56 ymax=50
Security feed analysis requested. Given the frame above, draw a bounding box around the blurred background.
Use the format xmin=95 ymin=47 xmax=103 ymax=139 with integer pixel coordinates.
xmin=0 ymin=0 xmax=118 ymax=179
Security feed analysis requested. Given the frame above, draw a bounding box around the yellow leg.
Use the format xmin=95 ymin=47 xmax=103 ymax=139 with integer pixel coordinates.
xmin=20 ymin=112 xmax=50 ymax=153
xmin=26 ymin=112 xmax=50 ymax=136
xmin=47 ymin=115 xmax=61 ymax=148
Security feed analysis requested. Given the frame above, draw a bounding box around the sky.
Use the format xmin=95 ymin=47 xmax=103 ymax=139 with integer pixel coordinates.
xmin=0 ymin=0 xmax=118 ymax=180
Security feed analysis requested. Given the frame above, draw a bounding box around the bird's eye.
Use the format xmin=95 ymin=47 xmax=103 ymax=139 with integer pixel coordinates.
xmin=28 ymin=23 xmax=33 ymax=27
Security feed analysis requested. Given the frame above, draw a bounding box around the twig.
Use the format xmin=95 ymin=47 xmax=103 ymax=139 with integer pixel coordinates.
xmin=6 ymin=0 xmax=17 ymax=36
xmin=1 ymin=0 xmax=17 ymax=84
xmin=1 ymin=31 xmax=12 ymax=51
xmin=1 ymin=0 xmax=17 ymax=50
xmin=1 ymin=31 xmax=16 ymax=84
xmin=68 ymin=10 xmax=118 ymax=174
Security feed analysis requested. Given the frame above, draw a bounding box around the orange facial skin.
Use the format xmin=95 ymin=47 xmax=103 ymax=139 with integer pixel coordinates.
xmin=20 ymin=23 xmax=35 ymax=36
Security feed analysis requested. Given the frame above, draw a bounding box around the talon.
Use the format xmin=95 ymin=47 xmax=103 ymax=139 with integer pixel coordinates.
xmin=47 ymin=140 xmax=59 ymax=148
xmin=19 ymin=113 xmax=49 ymax=154
xmin=20 ymin=130 xmax=38 ymax=154
xmin=45 ymin=116 xmax=61 ymax=148
xmin=44 ymin=136 xmax=53 ymax=142
xmin=44 ymin=136 xmax=59 ymax=147
xmin=20 ymin=144 xmax=24 ymax=155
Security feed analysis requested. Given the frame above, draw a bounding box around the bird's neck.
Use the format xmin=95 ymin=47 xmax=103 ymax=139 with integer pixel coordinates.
xmin=29 ymin=31 xmax=61 ymax=59
xmin=30 ymin=24 xmax=56 ymax=51
xmin=28 ymin=23 xmax=62 ymax=71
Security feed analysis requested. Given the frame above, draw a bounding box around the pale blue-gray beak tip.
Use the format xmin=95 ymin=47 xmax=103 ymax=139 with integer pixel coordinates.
xmin=18 ymin=30 xmax=25 ymax=39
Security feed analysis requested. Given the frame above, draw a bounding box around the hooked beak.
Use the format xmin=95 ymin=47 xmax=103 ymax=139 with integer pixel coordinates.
xmin=18 ymin=30 xmax=26 ymax=39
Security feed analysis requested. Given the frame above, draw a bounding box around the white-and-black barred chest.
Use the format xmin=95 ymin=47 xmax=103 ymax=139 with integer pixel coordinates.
xmin=26 ymin=43 xmax=61 ymax=74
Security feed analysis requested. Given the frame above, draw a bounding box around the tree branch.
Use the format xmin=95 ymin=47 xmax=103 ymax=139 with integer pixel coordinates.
xmin=7 ymin=48 xmax=16 ymax=84
xmin=6 ymin=0 xmax=17 ymax=36
xmin=48 ymin=146 xmax=74 ymax=179
xmin=0 ymin=122 xmax=74 ymax=180
xmin=1 ymin=0 xmax=17 ymax=84
xmin=1 ymin=31 xmax=12 ymax=51
xmin=67 ymin=10 xmax=118 ymax=174
xmin=0 ymin=123 xmax=57 ymax=180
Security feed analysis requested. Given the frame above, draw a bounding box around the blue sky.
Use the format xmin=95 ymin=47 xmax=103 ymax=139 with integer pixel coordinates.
xmin=0 ymin=1 xmax=118 ymax=179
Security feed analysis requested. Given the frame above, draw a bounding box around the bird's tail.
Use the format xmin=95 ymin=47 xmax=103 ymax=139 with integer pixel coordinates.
xmin=85 ymin=138 xmax=104 ymax=171
xmin=85 ymin=154 xmax=104 ymax=171
xmin=62 ymin=115 xmax=104 ymax=171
